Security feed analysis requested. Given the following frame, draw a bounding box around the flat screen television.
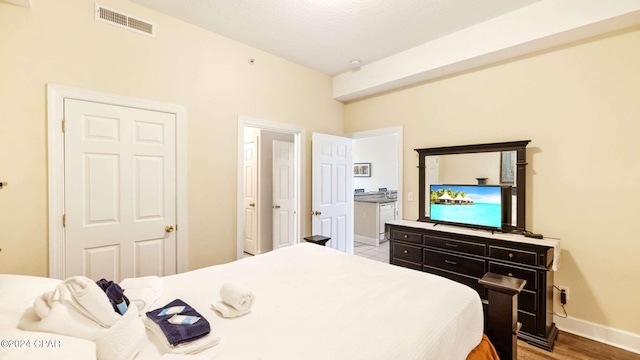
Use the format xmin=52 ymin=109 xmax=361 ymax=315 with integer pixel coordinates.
xmin=429 ymin=184 xmax=504 ymax=230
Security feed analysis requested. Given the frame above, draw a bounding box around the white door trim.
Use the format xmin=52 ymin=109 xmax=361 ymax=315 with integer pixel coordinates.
xmin=346 ymin=126 xmax=404 ymax=219
xmin=236 ymin=116 xmax=305 ymax=260
xmin=47 ymin=84 xmax=188 ymax=279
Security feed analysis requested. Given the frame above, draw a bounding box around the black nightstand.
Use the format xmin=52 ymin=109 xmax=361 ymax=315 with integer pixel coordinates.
xmin=304 ymin=235 xmax=330 ymax=246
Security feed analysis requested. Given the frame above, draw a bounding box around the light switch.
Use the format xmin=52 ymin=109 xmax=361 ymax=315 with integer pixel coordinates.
xmin=407 ymin=192 xmax=413 ymax=201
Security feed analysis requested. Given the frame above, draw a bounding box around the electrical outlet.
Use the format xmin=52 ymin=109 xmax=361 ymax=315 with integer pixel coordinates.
xmin=559 ymin=286 xmax=570 ymax=302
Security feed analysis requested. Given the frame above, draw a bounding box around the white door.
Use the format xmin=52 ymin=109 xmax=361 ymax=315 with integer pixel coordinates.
xmin=311 ymin=133 xmax=353 ymax=254
xmin=243 ymin=139 xmax=259 ymax=255
xmin=272 ymin=140 xmax=295 ymax=250
xmin=64 ymin=99 xmax=176 ymax=281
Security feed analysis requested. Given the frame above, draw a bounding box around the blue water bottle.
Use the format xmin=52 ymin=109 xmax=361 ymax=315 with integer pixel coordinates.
xmin=115 ymin=297 xmax=128 ymax=315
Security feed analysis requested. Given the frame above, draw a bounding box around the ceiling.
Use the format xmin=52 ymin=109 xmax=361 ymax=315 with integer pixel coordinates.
xmin=127 ymin=0 xmax=542 ymax=75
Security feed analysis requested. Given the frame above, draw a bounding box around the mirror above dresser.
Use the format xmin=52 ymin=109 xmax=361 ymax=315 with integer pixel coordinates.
xmin=415 ymin=140 xmax=530 ymax=233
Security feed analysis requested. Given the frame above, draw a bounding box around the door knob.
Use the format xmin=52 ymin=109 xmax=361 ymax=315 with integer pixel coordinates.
xmin=249 ymin=203 xmax=255 ymax=207
xmin=313 ymin=211 xmax=322 ymax=216
xmin=273 ymin=205 xmax=281 ymax=209
xmin=165 ymin=225 xmax=174 ymax=233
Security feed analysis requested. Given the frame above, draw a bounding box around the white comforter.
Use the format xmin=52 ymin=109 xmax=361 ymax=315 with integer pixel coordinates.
xmin=1 ymin=243 xmax=483 ymax=360
xmin=137 ymin=243 xmax=483 ymax=360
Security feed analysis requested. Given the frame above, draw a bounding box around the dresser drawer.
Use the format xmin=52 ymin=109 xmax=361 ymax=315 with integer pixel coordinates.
xmin=424 ymin=249 xmax=486 ymax=278
xmin=391 ymin=229 xmax=422 ymax=244
xmin=518 ymin=289 xmax=537 ymax=313
xmin=423 ymin=266 xmax=486 ymax=299
xmin=424 ymin=235 xmax=485 ymax=257
xmin=489 ymin=262 xmax=537 ymax=291
xmin=489 ymin=245 xmax=537 ymax=266
xmin=518 ymin=310 xmax=537 ymax=335
xmin=393 ymin=243 xmax=423 ymax=264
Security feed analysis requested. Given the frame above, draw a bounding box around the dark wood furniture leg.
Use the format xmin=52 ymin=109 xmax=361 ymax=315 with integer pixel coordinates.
xmin=304 ymin=235 xmax=331 ymax=246
xmin=480 ymin=272 xmax=526 ymax=360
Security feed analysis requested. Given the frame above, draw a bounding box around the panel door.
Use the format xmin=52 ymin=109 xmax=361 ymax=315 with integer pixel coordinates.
xmin=311 ymin=132 xmax=353 ymax=254
xmin=64 ymin=99 xmax=176 ymax=281
xmin=243 ymin=139 xmax=258 ymax=255
xmin=272 ymin=140 xmax=296 ymax=250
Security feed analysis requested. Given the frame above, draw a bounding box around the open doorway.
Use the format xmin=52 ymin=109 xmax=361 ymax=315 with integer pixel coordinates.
xmin=236 ymin=116 xmax=305 ymax=260
xmin=348 ymin=127 xmax=403 ymax=247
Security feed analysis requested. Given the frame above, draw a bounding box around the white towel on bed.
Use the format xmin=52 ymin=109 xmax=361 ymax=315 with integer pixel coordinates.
xmin=19 ymin=276 xmax=145 ymax=360
xmin=120 ymin=276 xmax=163 ymax=313
xmin=95 ymin=304 xmax=146 ymax=360
xmin=34 ymin=276 xmax=121 ymax=328
xmin=210 ymin=301 xmax=251 ymax=318
xmin=160 ymin=355 xmax=211 ymax=360
xmin=219 ymin=283 xmax=254 ymax=311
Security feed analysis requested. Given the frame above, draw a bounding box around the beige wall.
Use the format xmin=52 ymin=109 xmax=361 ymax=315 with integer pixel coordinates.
xmin=344 ymin=28 xmax=640 ymax=334
xmin=0 ymin=0 xmax=343 ymax=275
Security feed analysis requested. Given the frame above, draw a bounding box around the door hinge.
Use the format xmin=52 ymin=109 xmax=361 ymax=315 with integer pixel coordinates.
xmin=61 ymin=119 xmax=65 ymax=133
xmin=62 ymin=214 xmax=66 ymax=227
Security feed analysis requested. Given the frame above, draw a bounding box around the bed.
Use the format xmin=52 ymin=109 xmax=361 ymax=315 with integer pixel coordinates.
xmin=1 ymin=243 xmax=494 ymax=360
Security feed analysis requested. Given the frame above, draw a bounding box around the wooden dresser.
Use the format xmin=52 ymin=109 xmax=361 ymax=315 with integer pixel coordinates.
xmin=387 ymin=220 xmax=560 ymax=350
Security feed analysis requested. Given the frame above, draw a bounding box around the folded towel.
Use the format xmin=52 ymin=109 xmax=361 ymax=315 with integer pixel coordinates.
xmin=120 ymin=276 xmax=163 ymax=313
xmin=56 ymin=276 xmax=122 ymax=327
xmin=145 ymin=316 xmax=220 ymax=355
xmin=219 ymin=283 xmax=254 ymax=311
xmin=19 ymin=276 xmax=146 ymax=360
xmin=160 ymin=354 xmax=211 ymax=360
xmin=160 ymin=355 xmax=211 ymax=360
xmin=146 ymin=299 xmax=211 ymax=346
xmin=212 ymin=355 xmax=262 ymax=360
xmin=210 ymin=301 xmax=251 ymax=318
xmin=23 ymin=276 xmax=121 ymax=339
xmin=94 ymin=305 xmax=146 ymax=360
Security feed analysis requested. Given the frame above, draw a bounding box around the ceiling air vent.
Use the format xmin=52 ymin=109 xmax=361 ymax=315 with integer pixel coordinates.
xmin=95 ymin=3 xmax=155 ymax=38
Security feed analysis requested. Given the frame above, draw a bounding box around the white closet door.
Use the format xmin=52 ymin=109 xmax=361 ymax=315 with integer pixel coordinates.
xmin=243 ymin=139 xmax=259 ymax=255
xmin=272 ymin=140 xmax=295 ymax=249
xmin=64 ymin=99 xmax=176 ymax=281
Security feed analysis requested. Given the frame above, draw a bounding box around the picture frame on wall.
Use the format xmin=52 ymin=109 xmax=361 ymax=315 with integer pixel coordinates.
xmin=354 ymin=163 xmax=371 ymax=177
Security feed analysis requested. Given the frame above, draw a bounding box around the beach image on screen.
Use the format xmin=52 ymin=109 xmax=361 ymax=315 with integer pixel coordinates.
xmin=430 ymin=185 xmax=502 ymax=228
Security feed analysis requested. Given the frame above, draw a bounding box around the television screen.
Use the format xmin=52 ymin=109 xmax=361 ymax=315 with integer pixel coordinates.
xmin=430 ymin=185 xmax=503 ymax=229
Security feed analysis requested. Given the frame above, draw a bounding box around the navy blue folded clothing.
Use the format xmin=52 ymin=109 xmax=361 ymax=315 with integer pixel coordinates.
xmin=146 ymin=299 xmax=211 ymax=346
xmin=96 ymin=278 xmax=130 ymax=315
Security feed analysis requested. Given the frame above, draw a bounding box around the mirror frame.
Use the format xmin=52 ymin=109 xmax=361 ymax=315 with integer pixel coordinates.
xmin=415 ymin=140 xmax=530 ymax=233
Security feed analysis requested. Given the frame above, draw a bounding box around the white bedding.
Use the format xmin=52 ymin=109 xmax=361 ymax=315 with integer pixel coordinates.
xmin=1 ymin=243 xmax=484 ymax=360
xmin=0 ymin=275 xmax=96 ymax=360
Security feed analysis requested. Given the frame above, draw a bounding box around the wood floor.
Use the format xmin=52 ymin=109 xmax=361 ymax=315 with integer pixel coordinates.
xmin=518 ymin=331 xmax=640 ymax=360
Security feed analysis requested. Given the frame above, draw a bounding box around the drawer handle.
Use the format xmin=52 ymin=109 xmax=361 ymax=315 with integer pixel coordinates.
xmin=444 ymin=260 xmax=458 ymax=265
xmin=508 ymin=273 xmax=513 ymax=277
xmin=444 ymin=243 xmax=458 ymax=247
xmin=509 ymin=253 xmax=514 ymax=258
xmin=403 ymin=235 xmax=408 ymax=239
xmin=403 ymin=250 xmax=408 ymax=254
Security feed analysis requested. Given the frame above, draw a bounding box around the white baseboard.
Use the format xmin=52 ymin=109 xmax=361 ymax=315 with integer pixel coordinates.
xmin=554 ymin=315 xmax=640 ymax=354
xmin=354 ymin=235 xmax=379 ymax=246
